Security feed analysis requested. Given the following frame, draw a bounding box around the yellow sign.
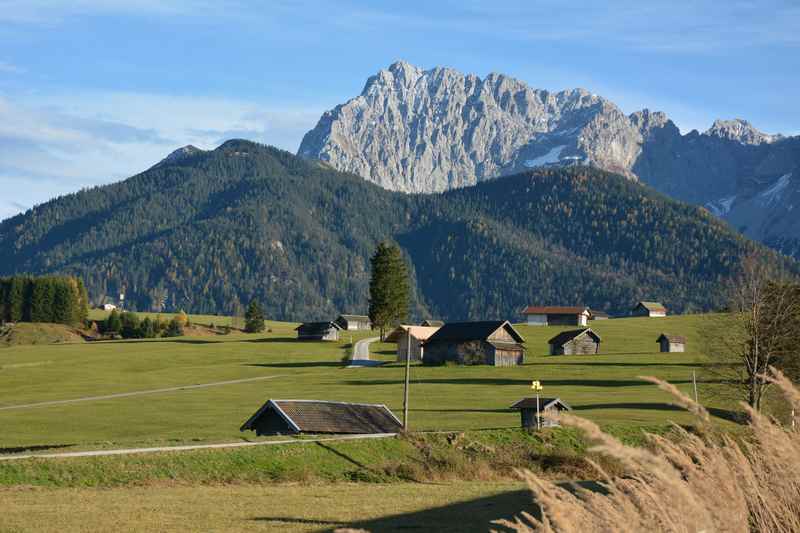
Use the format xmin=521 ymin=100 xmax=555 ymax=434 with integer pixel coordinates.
xmin=530 ymin=380 xmax=543 ymax=391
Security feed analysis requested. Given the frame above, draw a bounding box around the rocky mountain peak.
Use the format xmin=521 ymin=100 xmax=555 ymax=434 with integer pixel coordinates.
xmin=298 ymin=61 xmax=645 ymax=191
xmin=705 ymin=118 xmax=780 ymax=145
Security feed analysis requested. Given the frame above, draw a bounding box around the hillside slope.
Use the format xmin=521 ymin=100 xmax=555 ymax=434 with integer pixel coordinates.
xmin=0 ymin=140 xmax=789 ymax=320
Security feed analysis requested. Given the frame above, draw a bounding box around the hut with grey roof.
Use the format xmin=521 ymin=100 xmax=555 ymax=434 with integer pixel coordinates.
xmin=657 ymin=333 xmax=686 ymax=353
xmin=422 ymin=320 xmax=525 ymax=366
xmin=510 ymin=397 xmax=572 ymax=430
xmin=548 ymin=328 xmax=601 ymax=355
xmin=334 ymin=314 xmax=372 ymax=331
xmin=296 ymin=321 xmax=341 ymax=341
xmin=632 ymin=301 xmax=667 ymax=317
xmin=240 ymin=399 xmax=402 ymax=436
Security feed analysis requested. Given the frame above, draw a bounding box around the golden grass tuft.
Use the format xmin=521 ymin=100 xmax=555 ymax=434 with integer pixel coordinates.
xmin=495 ymin=369 xmax=800 ymax=533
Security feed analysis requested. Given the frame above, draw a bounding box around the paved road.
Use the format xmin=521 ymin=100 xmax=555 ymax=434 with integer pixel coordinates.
xmin=348 ymin=336 xmax=382 ymax=367
xmin=0 ymin=433 xmax=398 ymax=461
xmin=0 ymin=375 xmax=281 ymax=411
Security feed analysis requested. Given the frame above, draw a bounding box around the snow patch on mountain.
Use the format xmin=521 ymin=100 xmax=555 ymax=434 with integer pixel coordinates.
xmin=524 ymin=145 xmax=566 ymax=168
xmin=758 ymin=173 xmax=792 ymax=206
xmin=706 ymin=195 xmax=737 ymax=217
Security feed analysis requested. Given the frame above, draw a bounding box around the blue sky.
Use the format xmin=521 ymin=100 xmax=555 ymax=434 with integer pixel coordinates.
xmin=1 ymin=0 xmax=798 ymax=220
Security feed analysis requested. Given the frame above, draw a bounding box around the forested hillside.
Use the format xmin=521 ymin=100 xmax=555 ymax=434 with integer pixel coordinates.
xmin=0 ymin=140 xmax=791 ymax=320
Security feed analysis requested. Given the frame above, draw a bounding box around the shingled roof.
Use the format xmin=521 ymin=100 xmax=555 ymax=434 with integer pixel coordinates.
xmin=385 ymin=325 xmax=441 ymax=343
xmin=510 ymin=397 xmax=572 ymax=411
xmin=240 ymin=400 xmax=403 ymax=435
xmin=548 ymin=328 xmax=602 ymax=346
xmin=657 ymin=333 xmax=687 ymax=344
xmin=521 ymin=306 xmax=589 ymax=315
xmin=635 ymin=301 xmax=667 ymax=312
xmin=425 ymin=320 xmax=524 ymax=344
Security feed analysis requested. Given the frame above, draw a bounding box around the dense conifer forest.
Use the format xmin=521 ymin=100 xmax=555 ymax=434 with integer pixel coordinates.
xmin=0 ymin=140 xmax=793 ymax=321
xmin=0 ymin=275 xmax=89 ymax=325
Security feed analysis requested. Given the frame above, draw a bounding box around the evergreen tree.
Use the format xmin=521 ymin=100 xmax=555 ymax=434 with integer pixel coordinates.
xmin=120 ymin=312 xmax=141 ymax=339
xmin=30 ymin=277 xmax=55 ymax=323
xmin=368 ymin=242 xmax=410 ymax=339
xmin=51 ymin=281 xmax=73 ymax=324
xmin=105 ymin=309 xmax=122 ymax=335
xmin=244 ymin=300 xmax=266 ymax=333
xmin=138 ymin=317 xmax=157 ymax=338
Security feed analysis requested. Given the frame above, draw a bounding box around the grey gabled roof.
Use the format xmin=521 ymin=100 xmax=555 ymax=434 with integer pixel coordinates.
xmin=295 ymin=321 xmax=342 ymax=332
xmin=425 ymin=320 xmax=525 ymax=344
xmin=510 ymin=397 xmax=572 ymax=411
xmin=657 ymin=333 xmax=686 ymax=344
xmin=337 ymin=314 xmax=371 ymax=321
xmin=548 ymin=328 xmax=601 ymax=346
xmin=240 ymin=399 xmax=403 ymax=434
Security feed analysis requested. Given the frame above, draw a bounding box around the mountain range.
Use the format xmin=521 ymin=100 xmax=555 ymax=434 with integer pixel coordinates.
xmin=298 ymin=61 xmax=800 ymax=257
xmin=0 ymin=141 xmax=784 ymax=321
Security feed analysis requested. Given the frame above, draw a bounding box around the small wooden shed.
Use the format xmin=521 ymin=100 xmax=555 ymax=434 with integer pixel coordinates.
xmin=589 ymin=309 xmax=610 ymax=321
xmin=657 ymin=333 xmax=686 ymax=353
xmin=632 ymin=301 xmax=667 ymax=317
xmin=420 ymin=319 xmax=444 ymax=327
xmin=335 ymin=314 xmax=372 ymax=331
xmin=548 ymin=328 xmax=601 ymax=355
xmin=510 ymin=397 xmax=572 ymax=430
xmin=385 ymin=325 xmax=441 ymax=361
xmin=521 ymin=306 xmax=591 ymax=326
xmin=423 ymin=321 xmax=525 ymax=366
xmin=295 ymin=321 xmax=341 ymax=341
xmin=240 ymin=399 xmax=403 ymax=436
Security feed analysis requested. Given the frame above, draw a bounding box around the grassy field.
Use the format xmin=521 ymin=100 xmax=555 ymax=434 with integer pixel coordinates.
xmin=0 ymin=481 xmax=530 ymax=532
xmin=0 ymin=313 xmax=732 ymax=454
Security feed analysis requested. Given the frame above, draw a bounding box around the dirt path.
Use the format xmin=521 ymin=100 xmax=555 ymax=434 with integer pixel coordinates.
xmin=348 ymin=336 xmax=382 ymax=367
xmin=0 ymin=375 xmax=281 ymax=411
xmin=0 ymin=432 xmax=397 ymax=461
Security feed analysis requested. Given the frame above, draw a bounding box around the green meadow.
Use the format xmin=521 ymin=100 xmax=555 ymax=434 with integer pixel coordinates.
xmin=0 ymin=313 xmax=731 ymax=453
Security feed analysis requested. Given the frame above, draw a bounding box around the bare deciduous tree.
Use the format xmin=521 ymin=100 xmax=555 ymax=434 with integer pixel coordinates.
xmin=704 ymin=253 xmax=800 ymax=411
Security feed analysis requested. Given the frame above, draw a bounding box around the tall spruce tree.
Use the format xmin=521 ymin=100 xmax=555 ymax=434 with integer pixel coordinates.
xmin=369 ymin=242 xmax=410 ymax=339
xmin=244 ymin=300 xmax=266 ymax=333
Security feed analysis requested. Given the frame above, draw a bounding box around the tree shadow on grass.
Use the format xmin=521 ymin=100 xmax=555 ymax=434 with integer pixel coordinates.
xmin=574 ymin=402 xmax=684 ymax=412
xmin=344 ymin=378 xmax=698 ymax=387
xmin=244 ymin=362 xmax=342 ymax=369
xmin=249 ymin=482 xmax=605 ymax=532
xmin=243 ymin=337 xmax=301 ymax=343
xmin=0 ymin=443 xmax=74 ymax=454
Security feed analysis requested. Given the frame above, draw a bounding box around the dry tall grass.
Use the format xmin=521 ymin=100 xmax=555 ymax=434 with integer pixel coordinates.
xmin=496 ymin=369 xmax=800 ymax=533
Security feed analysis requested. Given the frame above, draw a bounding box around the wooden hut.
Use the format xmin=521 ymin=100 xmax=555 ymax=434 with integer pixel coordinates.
xmin=521 ymin=306 xmax=591 ymax=326
xmin=632 ymin=301 xmax=667 ymax=317
xmin=589 ymin=309 xmax=611 ymax=321
xmin=334 ymin=314 xmax=372 ymax=331
xmin=420 ymin=319 xmax=444 ymax=327
xmin=422 ymin=321 xmax=525 ymax=366
xmin=240 ymin=399 xmax=403 ymax=436
xmin=548 ymin=328 xmax=601 ymax=355
xmin=295 ymin=321 xmax=341 ymax=341
xmin=657 ymin=333 xmax=686 ymax=353
xmin=510 ymin=397 xmax=572 ymax=430
xmin=385 ymin=325 xmax=441 ymax=361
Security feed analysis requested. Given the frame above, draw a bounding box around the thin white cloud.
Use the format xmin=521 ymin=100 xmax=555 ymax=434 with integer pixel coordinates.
xmin=0 ymin=61 xmax=23 ymax=74
xmin=0 ymin=91 xmax=323 ymax=221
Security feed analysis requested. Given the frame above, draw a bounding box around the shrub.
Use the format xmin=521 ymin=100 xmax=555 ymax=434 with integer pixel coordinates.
xmin=163 ymin=317 xmax=184 ymax=338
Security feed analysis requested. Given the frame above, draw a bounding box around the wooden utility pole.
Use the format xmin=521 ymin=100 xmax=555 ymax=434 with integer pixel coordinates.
xmin=692 ymin=371 xmax=699 ymax=404
xmin=403 ymin=328 xmax=411 ymax=429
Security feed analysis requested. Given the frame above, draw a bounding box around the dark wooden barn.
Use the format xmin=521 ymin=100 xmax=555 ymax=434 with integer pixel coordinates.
xmin=334 ymin=314 xmax=372 ymax=331
xmin=510 ymin=397 xmax=572 ymax=430
xmin=548 ymin=328 xmax=601 ymax=355
xmin=422 ymin=320 xmax=525 ymax=366
xmin=240 ymin=399 xmax=403 ymax=436
xmin=589 ymin=309 xmax=611 ymax=320
xmin=657 ymin=333 xmax=686 ymax=353
xmin=295 ymin=321 xmax=341 ymax=341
